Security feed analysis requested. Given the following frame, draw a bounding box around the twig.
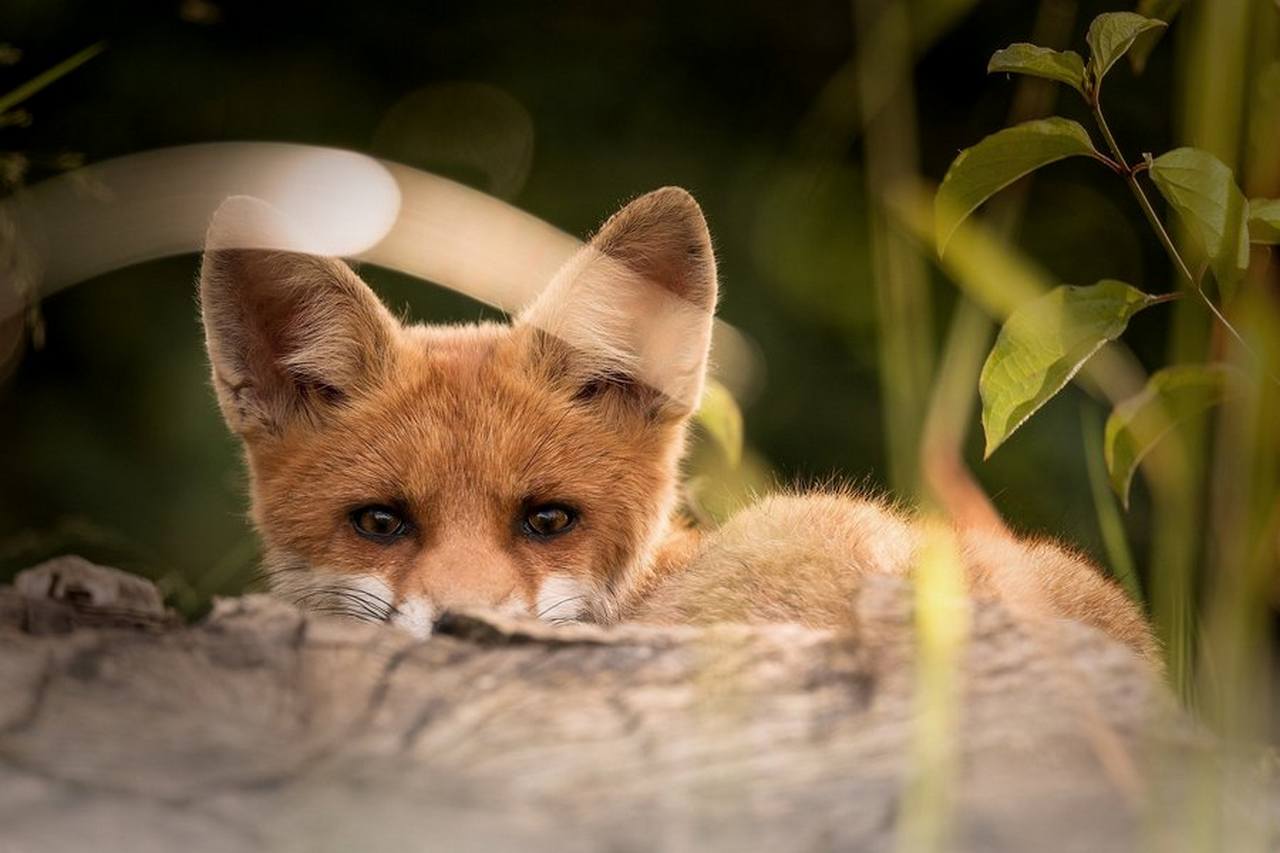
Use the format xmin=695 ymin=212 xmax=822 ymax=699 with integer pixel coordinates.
xmin=1089 ymin=82 xmax=1266 ymax=373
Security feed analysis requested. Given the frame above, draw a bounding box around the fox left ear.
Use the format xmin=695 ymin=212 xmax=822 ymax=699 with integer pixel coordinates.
xmin=517 ymin=187 xmax=717 ymax=418
xmin=198 ymin=196 xmax=398 ymax=439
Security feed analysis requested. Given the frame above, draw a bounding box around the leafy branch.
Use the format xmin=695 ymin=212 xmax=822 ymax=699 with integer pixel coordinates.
xmin=934 ymin=10 xmax=1275 ymax=503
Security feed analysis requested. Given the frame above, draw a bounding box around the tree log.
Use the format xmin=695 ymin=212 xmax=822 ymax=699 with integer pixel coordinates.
xmin=0 ymin=556 xmax=1274 ymax=852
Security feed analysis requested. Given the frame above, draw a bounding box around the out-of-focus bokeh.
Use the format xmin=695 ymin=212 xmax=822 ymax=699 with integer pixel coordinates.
xmin=0 ymin=0 xmax=1270 ymax=637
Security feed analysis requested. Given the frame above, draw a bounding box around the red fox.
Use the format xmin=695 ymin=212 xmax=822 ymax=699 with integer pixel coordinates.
xmin=199 ymin=188 xmax=1159 ymax=664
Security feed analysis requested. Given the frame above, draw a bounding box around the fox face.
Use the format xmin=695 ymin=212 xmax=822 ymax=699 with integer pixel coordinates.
xmin=200 ymin=188 xmax=717 ymax=636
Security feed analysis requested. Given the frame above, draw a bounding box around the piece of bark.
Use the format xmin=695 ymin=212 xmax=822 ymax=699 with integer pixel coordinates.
xmin=6 ymin=555 xmax=180 ymax=635
xmin=0 ymin=562 xmax=1274 ymax=853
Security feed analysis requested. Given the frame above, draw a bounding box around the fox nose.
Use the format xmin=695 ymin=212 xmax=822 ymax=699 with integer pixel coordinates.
xmin=389 ymin=537 xmax=525 ymax=636
xmin=389 ymin=584 xmax=521 ymax=639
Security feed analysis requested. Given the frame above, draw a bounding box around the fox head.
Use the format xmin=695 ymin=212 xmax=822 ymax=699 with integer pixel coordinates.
xmin=199 ymin=188 xmax=717 ymax=635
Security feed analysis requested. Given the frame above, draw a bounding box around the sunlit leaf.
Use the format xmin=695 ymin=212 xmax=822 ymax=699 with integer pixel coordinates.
xmin=684 ymin=448 xmax=773 ymax=526
xmin=1148 ymin=148 xmax=1250 ymax=302
xmin=936 ymin=118 xmax=1098 ymax=256
xmin=1248 ymin=198 xmax=1280 ymax=244
xmin=980 ymin=280 xmax=1160 ymax=458
xmin=1129 ymin=0 xmax=1186 ymax=74
xmin=1104 ymin=364 xmax=1238 ymax=507
xmin=1086 ymin=12 xmax=1166 ymax=83
xmin=694 ymin=378 xmax=743 ymax=468
xmin=987 ymin=43 xmax=1086 ymax=94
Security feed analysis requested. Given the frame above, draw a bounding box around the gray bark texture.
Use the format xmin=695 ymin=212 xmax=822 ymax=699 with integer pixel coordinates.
xmin=0 ymin=555 xmax=1276 ymax=853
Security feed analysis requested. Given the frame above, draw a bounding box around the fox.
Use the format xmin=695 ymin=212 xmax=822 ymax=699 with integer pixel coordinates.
xmin=198 ymin=187 xmax=1160 ymax=665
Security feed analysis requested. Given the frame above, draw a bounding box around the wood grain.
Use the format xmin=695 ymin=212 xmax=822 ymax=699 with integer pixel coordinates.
xmin=0 ymin=558 xmax=1274 ymax=852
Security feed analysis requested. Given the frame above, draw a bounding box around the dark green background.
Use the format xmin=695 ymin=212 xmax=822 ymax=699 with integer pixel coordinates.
xmin=0 ymin=0 xmax=1180 ymax=610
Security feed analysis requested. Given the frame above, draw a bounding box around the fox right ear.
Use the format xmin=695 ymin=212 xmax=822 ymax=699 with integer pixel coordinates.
xmin=199 ymin=197 xmax=398 ymax=438
xmin=517 ymin=187 xmax=718 ymax=418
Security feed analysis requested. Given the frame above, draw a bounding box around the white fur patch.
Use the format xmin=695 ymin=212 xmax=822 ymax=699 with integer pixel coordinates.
xmin=264 ymin=556 xmax=399 ymax=625
xmin=391 ymin=595 xmax=437 ymax=639
xmin=347 ymin=574 xmax=395 ymax=604
xmin=535 ymin=574 xmax=589 ymax=623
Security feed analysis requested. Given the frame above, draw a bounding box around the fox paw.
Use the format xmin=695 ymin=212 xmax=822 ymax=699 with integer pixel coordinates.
xmin=14 ymin=555 xmax=165 ymax=615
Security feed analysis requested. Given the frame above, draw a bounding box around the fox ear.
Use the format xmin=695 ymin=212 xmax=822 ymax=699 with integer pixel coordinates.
xmin=518 ymin=187 xmax=717 ymax=418
xmin=199 ymin=196 xmax=398 ymax=438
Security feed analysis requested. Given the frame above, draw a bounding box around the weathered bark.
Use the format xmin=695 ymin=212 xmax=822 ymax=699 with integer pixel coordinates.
xmin=0 ymin=556 xmax=1274 ymax=852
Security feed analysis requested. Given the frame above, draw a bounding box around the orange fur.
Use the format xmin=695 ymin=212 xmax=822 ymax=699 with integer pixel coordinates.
xmin=199 ymin=188 xmax=1160 ymax=667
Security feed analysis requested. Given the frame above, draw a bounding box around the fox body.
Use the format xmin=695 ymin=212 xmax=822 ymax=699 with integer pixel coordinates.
xmin=199 ymin=188 xmax=1158 ymax=662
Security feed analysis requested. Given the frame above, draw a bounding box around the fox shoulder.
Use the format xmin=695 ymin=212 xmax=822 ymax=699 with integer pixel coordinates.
xmin=627 ymin=491 xmax=918 ymax=628
xmin=629 ymin=490 xmax=1160 ymax=666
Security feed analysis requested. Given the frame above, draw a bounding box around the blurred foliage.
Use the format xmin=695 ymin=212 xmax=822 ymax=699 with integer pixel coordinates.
xmin=938 ymin=4 xmax=1278 ymax=718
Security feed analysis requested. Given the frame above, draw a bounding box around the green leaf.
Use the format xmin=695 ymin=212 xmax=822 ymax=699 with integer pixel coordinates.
xmin=987 ymin=44 xmax=1086 ymax=94
xmin=1248 ymin=198 xmax=1280 ymax=245
xmin=980 ymin=280 xmax=1160 ymax=458
xmin=1086 ymin=12 xmax=1166 ymax=83
xmin=1147 ymin=148 xmax=1250 ymax=302
xmin=1104 ymin=364 xmax=1238 ymax=507
xmin=936 ymin=118 xmax=1098 ymax=256
xmin=694 ymin=378 xmax=743 ymax=468
xmin=1129 ymin=0 xmax=1186 ymax=74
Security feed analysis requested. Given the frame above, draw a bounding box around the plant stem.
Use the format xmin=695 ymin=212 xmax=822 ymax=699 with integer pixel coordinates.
xmin=1090 ymin=88 xmax=1264 ymax=369
xmin=1091 ymin=99 xmax=1196 ymax=285
xmin=1090 ymin=151 xmax=1125 ymax=175
xmin=0 ymin=42 xmax=106 ymax=116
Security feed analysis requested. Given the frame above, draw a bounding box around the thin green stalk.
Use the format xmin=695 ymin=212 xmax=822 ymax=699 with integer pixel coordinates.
xmin=856 ymin=0 xmax=935 ymax=497
xmin=1090 ymin=89 xmax=1264 ymax=373
xmin=1081 ymin=405 xmax=1143 ymax=605
xmin=1090 ymin=96 xmax=1195 ymax=284
xmin=0 ymin=42 xmax=106 ymax=116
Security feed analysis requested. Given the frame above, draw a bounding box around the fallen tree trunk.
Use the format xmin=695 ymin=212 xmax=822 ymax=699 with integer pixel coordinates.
xmin=0 ymin=557 xmax=1274 ymax=852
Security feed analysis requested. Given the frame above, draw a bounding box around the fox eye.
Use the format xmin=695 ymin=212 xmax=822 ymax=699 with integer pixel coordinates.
xmin=522 ymin=504 xmax=578 ymax=539
xmin=351 ymin=505 xmax=408 ymax=542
